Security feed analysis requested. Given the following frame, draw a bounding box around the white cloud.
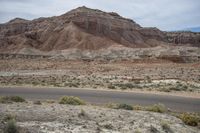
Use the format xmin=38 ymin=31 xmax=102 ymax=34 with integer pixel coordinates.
xmin=0 ymin=0 xmax=199 ymax=31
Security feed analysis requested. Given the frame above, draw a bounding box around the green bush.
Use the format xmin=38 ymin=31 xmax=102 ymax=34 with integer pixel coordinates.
xmin=178 ymin=113 xmax=199 ymax=126
xmin=0 ymin=96 xmax=25 ymax=103
xmin=4 ymin=119 xmax=18 ymax=133
xmin=146 ymin=103 xmax=166 ymax=113
xmin=116 ymin=103 xmax=133 ymax=110
xmin=59 ymin=96 xmax=86 ymax=105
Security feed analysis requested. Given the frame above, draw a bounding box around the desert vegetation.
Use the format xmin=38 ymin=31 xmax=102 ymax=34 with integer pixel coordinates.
xmin=0 ymin=59 xmax=200 ymax=94
xmin=0 ymin=96 xmax=26 ymax=104
xmin=59 ymin=96 xmax=86 ymax=105
xmin=177 ymin=113 xmax=200 ymax=126
xmin=0 ymin=96 xmax=199 ymax=132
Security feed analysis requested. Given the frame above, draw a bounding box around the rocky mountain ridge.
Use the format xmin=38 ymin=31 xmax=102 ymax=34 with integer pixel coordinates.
xmin=0 ymin=6 xmax=199 ymax=61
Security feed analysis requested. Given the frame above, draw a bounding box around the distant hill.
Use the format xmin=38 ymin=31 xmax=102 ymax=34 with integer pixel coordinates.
xmin=183 ymin=27 xmax=200 ymax=32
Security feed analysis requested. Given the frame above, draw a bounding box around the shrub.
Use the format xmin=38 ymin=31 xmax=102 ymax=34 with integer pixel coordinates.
xmin=10 ymin=96 xmax=25 ymax=102
xmin=169 ymin=87 xmax=180 ymax=91
xmin=133 ymin=105 xmax=143 ymax=110
xmin=3 ymin=114 xmax=16 ymax=122
xmin=78 ymin=109 xmax=86 ymax=117
xmin=161 ymin=121 xmax=174 ymax=133
xmin=105 ymin=103 xmax=117 ymax=109
xmin=150 ymin=125 xmax=159 ymax=133
xmin=64 ymin=82 xmax=79 ymax=88
xmin=146 ymin=103 xmax=166 ymax=113
xmin=170 ymin=84 xmax=188 ymax=91
xmin=116 ymin=103 xmax=133 ymax=110
xmin=4 ymin=119 xmax=18 ymax=133
xmin=103 ymin=124 xmax=113 ymax=129
xmin=134 ymin=80 xmax=140 ymax=84
xmin=146 ymin=76 xmax=152 ymax=83
xmin=120 ymin=86 xmax=127 ymax=90
xmin=159 ymin=88 xmax=171 ymax=92
xmin=114 ymin=83 xmax=135 ymax=90
xmin=108 ymin=84 xmax=116 ymax=89
xmin=178 ymin=113 xmax=199 ymax=126
xmin=0 ymin=96 xmax=25 ymax=103
xmin=59 ymin=96 xmax=86 ymax=105
xmin=134 ymin=129 xmax=142 ymax=133
xmin=33 ymin=100 xmax=42 ymax=105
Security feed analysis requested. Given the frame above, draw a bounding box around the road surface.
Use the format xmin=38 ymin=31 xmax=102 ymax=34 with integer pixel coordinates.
xmin=0 ymin=87 xmax=199 ymax=112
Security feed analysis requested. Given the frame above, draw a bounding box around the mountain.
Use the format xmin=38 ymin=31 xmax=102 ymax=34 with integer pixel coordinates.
xmin=0 ymin=6 xmax=200 ymax=61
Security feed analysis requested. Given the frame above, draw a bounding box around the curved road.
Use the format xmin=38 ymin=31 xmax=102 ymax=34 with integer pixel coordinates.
xmin=0 ymin=87 xmax=200 ymax=112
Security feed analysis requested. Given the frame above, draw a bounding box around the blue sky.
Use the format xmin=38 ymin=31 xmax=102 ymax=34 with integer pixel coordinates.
xmin=0 ymin=0 xmax=200 ymax=31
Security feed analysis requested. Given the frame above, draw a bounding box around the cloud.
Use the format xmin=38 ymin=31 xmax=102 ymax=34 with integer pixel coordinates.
xmin=0 ymin=0 xmax=200 ymax=31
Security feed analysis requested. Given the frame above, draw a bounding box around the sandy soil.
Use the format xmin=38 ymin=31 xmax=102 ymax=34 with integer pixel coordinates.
xmin=0 ymin=59 xmax=200 ymax=96
xmin=0 ymin=102 xmax=199 ymax=133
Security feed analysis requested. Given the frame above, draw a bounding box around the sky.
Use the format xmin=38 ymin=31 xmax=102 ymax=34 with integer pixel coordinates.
xmin=0 ymin=0 xmax=200 ymax=31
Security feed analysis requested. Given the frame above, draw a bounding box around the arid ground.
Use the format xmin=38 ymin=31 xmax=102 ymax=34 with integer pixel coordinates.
xmin=0 ymin=59 xmax=200 ymax=95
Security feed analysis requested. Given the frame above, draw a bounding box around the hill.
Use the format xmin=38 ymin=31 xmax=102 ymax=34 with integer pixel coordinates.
xmin=0 ymin=6 xmax=199 ymax=60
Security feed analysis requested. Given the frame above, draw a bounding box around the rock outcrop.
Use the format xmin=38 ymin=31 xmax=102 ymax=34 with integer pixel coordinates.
xmin=165 ymin=31 xmax=200 ymax=47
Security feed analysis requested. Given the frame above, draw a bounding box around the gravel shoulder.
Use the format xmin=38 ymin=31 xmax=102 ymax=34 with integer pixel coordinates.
xmin=0 ymin=102 xmax=199 ymax=133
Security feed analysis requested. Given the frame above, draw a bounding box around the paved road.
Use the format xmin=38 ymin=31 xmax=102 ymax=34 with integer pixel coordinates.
xmin=0 ymin=87 xmax=200 ymax=112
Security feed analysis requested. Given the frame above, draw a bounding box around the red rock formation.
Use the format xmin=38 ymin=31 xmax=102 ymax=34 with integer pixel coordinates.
xmin=0 ymin=6 xmax=199 ymax=53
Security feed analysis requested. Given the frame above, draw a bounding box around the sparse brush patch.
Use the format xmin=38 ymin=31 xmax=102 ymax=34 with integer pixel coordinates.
xmin=3 ymin=114 xmax=16 ymax=122
xmin=107 ymin=84 xmax=116 ymax=89
xmin=161 ymin=121 xmax=174 ymax=133
xmin=4 ymin=119 xmax=18 ymax=133
xmin=115 ymin=103 xmax=133 ymax=110
xmin=3 ymin=114 xmax=18 ymax=133
xmin=114 ymin=83 xmax=137 ymax=90
xmin=78 ymin=109 xmax=86 ymax=117
xmin=145 ymin=76 xmax=152 ymax=83
xmin=59 ymin=96 xmax=86 ymax=105
xmin=169 ymin=84 xmax=188 ymax=91
xmin=0 ymin=96 xmax=25 ymax=104
xmin=45 ymin=100 xmax=55 ymax=104
xmin=33 ymin=100 xmax=42 ymax=105
xmin=103 ymin=124 xmax=113 ymax=129
xmin=133 ymin=105 xmax=143 ymax=111
xmin=150 ymin=125 xmax=159 ymax=133
xmin=159 ymin=88 xmax=171 ymax=92
xmin=134 ymin=129 xmax=142 ymax=133
xmin=105 ymin=103 xmax=117 ymax=109
xmin=146 ymin=103 xmax=166 ymax=113
xmin=134 ymin=80 xmax=140 ymax=84
xmin=178 ymin=113 xmax=200 ymax=127
xmin=64 ymin=82 xmax=79 ymax=88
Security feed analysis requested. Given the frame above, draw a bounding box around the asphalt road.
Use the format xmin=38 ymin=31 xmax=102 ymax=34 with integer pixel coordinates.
xmin=0 ymin=87 xmax=200 ymax=112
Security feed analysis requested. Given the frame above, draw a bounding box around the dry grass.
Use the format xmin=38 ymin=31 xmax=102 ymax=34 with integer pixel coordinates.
xmin=0 ymin=96 xmax=26 ymax=104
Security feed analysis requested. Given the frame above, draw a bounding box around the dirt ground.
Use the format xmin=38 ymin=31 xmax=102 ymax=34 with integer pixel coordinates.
xmin=0 ymin=59 xmax=200 ymax=94
xmin=0 ymin=102 xmax=199 ymax=133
